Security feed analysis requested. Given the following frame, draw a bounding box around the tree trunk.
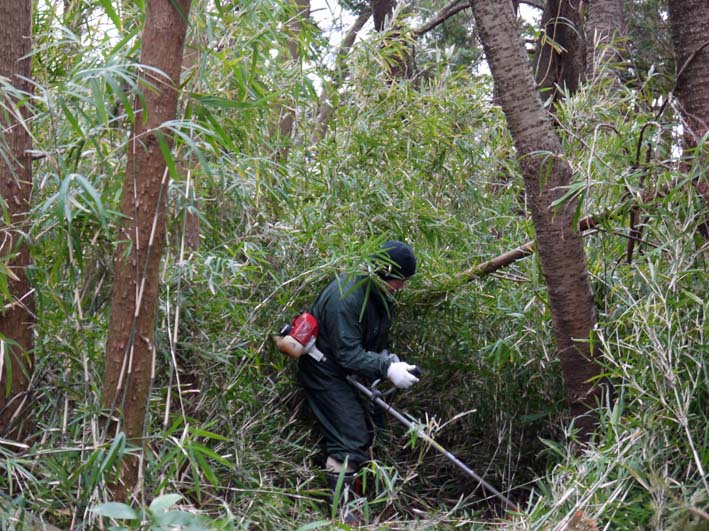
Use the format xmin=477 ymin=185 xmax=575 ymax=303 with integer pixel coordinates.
xmin=533 ymin=0 xmax=585 ymax=106
xmin=668 ymin=0 xmax=709 ymax=210
xmin=585 ymin=0 xmax=625 ymax=79
xmin=470 ymin=0 xmax=602 ymax=441
xmin=0 ymin=0 xmax=34 ymax=438
xmin=371 ymin=0 xmax=396 ymax=31
xmin=102 ymin=0 xmax=191 ymax=497
xmin=371 ymin=0 xmax=414 ymax=79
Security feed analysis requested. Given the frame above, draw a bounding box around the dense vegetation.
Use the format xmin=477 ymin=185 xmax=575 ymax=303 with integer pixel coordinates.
xmin=0 ymin=0 xmax=707 ymax=530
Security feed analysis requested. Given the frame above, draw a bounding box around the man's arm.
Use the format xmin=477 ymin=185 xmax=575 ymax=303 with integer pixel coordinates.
xmin=328 ymin=295 xmax=391 ymax=379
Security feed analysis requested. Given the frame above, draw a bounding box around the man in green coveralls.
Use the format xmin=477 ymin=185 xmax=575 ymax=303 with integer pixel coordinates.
xmin=298 ymin=240 xmax=419 ymax=520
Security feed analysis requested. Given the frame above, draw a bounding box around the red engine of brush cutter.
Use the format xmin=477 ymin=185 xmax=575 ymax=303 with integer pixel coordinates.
xmin=277 ymin=312 xmax=319 ymax=359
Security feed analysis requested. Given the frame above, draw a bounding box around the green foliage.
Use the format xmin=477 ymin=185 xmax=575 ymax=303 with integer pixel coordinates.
xmin=409 ymin=0 xmax=485 ymax=73
xmin=337 ymin=0 xmax=370 ymax=16
xmin=91 ymin=494 xmax=213 ymax=530
xmin=626 ymin=0 xmax=674 ymax=96
xmin=1 ymin=0 xmax=707 ymax=530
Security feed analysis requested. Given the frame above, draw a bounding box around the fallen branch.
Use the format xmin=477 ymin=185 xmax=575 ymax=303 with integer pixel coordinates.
xmin=520 ymin=0 xmax=544 ymax=10
xmin=413 ymin=0 xmax=469 ymax=36
xmin=454 ymin=212 xmax=601 ymax=283
xmin=413 ymin=211 xmax=606 ymax=306
xmin=412 ymin=0 xmax=544 ymax=37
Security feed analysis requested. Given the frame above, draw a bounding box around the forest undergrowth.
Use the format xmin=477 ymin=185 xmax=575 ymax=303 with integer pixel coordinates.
xmin=1 ymin=1 xmax=708 ymax=530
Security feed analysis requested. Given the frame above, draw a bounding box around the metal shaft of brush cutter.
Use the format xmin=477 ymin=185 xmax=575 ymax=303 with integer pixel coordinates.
xmin=346 ymin=375 xmax=519 ymax=512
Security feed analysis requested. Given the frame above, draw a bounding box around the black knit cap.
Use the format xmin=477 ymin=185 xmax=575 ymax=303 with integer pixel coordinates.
xmin=379 ymin=240 xmax=416 ymax=279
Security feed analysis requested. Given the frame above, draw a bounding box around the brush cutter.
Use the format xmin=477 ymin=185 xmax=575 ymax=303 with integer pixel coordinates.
xmin=275 ymin=313 xmax=519 ymax=511
xmin=275 ymin=311 xmax=326 ymax=361
xmin=347 ymin=369 xmax=520 ymax=512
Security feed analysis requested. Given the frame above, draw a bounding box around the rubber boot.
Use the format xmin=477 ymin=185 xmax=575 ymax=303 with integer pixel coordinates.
xmin=326 ymin=471 xmax=363 ymax=527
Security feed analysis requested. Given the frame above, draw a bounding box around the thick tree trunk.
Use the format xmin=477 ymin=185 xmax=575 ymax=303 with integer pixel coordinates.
xmin=533 ymin=0 xmax=585 ymax=106
xmin=585 ymin=0 xmax=625 ymax=79
xmin=371 ymin=0 xmax=396 ymax=31
xmin=371 ymin=0 xmax=414 ymax=79
xmin=102 ymin=0 xmax=191 ymax=497
xmin=470 ymin=0 xmax=602 ymax=441
xmin=668 ymin=0 xmax=709 ymax=210
xmin=0 ymin=0 xmax=34 ymax=438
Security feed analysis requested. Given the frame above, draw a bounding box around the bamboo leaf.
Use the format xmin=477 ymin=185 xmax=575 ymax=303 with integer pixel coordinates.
xmin=97 ymin=432 xmax=125 ymax=480
xmin=91 ymin=79 xmax=108 ymax=126
xmin=189 ymin=441 xmax=231 ymax=468
xmin=190 ymin=427 xmax=230 ymax=442
xmin=72 ymin=173 xmax=108 ymax=229
xmin=96 ymin=0 xmax=123 ymax=31
xmin=192 ymin=448 xmax=219 ymax=486
xmin=149 ymin=493 xmax=182 ymax=512
xmin=550 ymin=180 xmax=586 ymax=208
xmin=155 ymin=129 xmax=178 ymax=181
xmin=90 ymin=502 xmax=138 ymax=520
xmin=59 ymin=99 xmax=84 ymax=138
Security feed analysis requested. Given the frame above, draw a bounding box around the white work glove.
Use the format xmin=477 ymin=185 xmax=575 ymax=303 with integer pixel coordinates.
xmin=379 ymin=349 xmax=400 ymax=363
xmin=387 ymin=362 xmax=419 ymax=389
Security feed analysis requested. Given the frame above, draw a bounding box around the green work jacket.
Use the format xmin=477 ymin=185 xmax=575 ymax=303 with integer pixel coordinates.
xmin=299 ymin=274 xmax=394 ymax=382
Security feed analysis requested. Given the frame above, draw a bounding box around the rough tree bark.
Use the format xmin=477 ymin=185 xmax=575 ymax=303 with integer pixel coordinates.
xmin=0 ymin=0 xmax=35 ymax=438
xmin=371 ymin=0 xmax=414 ymax=79
xmin=533 ymin=0 xmax=585 ymax=106
xmin=470 ymin=0 xmax=603 ymax=441
xmin=371 ymin=0 xmax=396 ymax=31
xmin=102 ymin=0 xmax=191 ymax=497
xmin=668 ymin=0 xmax=709 ymax=212
xmin=585 ymin=0 xmax=625 ymax=79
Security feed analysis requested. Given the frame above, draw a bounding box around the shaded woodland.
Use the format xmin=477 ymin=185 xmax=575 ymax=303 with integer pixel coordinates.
xmin=0 ymin=0 xmax=707 ymax=529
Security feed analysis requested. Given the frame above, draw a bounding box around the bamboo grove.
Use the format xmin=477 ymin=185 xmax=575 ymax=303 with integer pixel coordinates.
xmin=0 ymin=0 xmax=707 ymax=529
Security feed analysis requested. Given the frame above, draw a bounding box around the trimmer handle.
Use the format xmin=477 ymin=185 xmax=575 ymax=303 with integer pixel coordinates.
xmin=409 ymin=365 xmax=423 ymax=378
